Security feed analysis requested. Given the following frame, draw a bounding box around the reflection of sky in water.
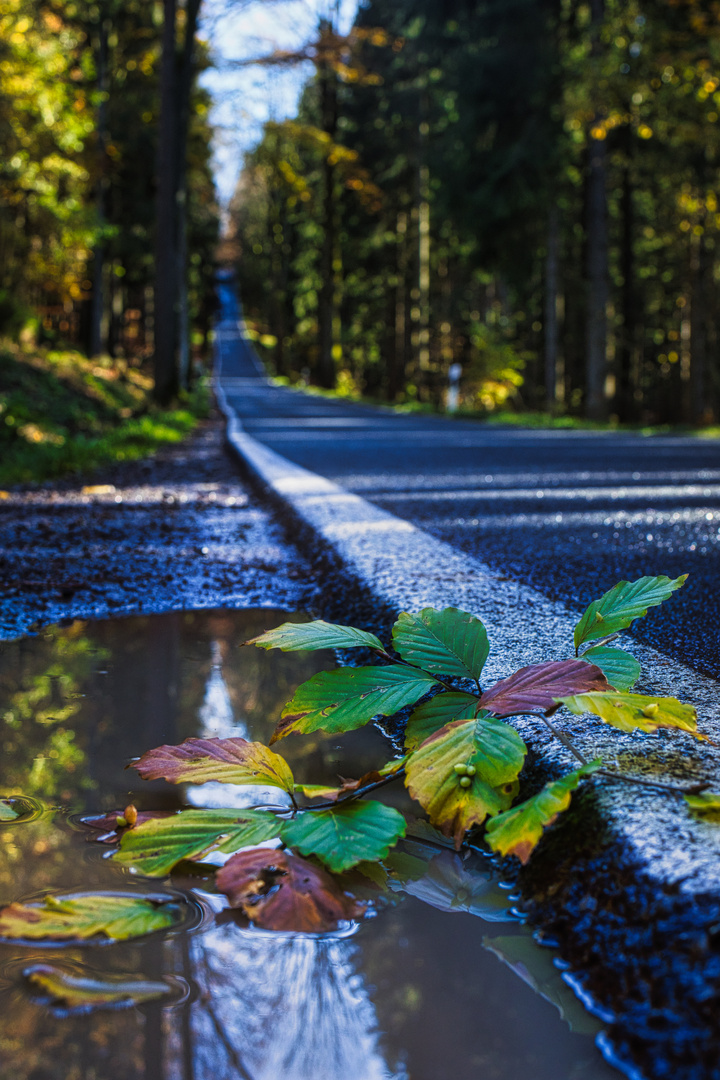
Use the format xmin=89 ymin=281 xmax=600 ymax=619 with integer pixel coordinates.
xmin=166 ymin=895 xmax=402 ymax=1080
xmin=186 ymin=641 xmax=293 ymax=814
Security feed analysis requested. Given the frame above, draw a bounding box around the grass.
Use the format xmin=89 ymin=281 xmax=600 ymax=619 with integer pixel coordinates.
xmin=0 ymin=345 xmax=210 ymax=488
xmin=270 ymin=376 xmax=720 ymax=438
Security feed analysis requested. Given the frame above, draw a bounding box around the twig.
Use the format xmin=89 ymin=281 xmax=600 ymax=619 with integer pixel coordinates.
xmin=301 ymin=769 xmax=406 ymax=813
xmin=598 ymin=768 xmax=710 ymax=798
xmin=538 ymin=713 xmax=589 ymax=766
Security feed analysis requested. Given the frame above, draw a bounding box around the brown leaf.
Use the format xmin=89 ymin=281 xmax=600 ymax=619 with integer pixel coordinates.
xmin=82 ymin=810 xmax=175 ymax=844
xmin=130 ymin=737 xmax=294 ymax=793
xmin=296 ymin=771 xmax=385 ymax=803
xmin=479 ymin=660 xmax=609 ymax=717
xmin=216 ymin=848 xmax=366 ymax=932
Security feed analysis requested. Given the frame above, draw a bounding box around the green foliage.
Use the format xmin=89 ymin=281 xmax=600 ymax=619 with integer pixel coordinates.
xmin=0 ymin=347 xmax=208 ymax=486
xmin=404 ymin=692 xmax=480 ymax=751
xmin=560 ymin=691 xmax=697 ymax=735
xmin=246 ymin=618 xmax=385 ymax=653
xmin=0 ymin=892 xmax=179 ymax=941
xmin=573 ymin=575 xmax=688 ymax=651
xmin=485 ymin=764 xmax=602 ymax=864
xmin=391 ymin=607 xmax=489 ymax=681
xmin=579 ymin=646 xmax=641 ymax=691
xmin=113 ymin=809 xmax=282 ymax=877
xmin=23 ymin=571 xmax=710 ymax=942
xmin=280 ymin=800 xmax=407 ymax=873
xmin=273 ymin=664 xmax=437 ymax=740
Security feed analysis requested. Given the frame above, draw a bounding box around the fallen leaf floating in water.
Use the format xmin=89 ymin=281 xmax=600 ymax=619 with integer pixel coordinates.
xmin=479 ymin=660 xmax=609 ymax=717
xmin=82 ymin=809 xmax=175 ymax=844
xmin=0 ymin=800 xmax=18 ymax=822
xmin=217 ymin=848 xmax=365 ymax=932
xmin=24 ymin=964 xmax=171 ymax=1013
xmin=130 ymin=736 xmax=295 ymax=793
xmin=0 ymin=892 xmax=179 ymax=942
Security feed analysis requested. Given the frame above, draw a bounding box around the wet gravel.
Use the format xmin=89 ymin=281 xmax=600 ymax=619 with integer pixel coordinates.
xmin=0 ymin=416 xmax=317 ymax=639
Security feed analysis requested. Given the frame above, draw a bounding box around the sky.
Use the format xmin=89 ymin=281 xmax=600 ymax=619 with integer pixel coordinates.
xmin=200 ymin=0 xmax=359 ymax=206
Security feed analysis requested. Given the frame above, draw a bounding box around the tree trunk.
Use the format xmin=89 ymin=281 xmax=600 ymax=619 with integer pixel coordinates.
xmin=176 ymin=0 xmax=201 ymax=391
xmin=544 ymin=203 xmax=559 ymax=409
xmin=154 ymin=0 xmax=180 ymax=403
xmin=317 ymin=39 xmax=338 ymax=389
xmin=584 ymin=0 xmax=608 ymax=421
xmin=616 ymin=155 xmax=637 ymax=422
xmin=690 ymin=230 xmax=711 ymax=424
xmin=89 ymin=10 xmax=109 ymax=358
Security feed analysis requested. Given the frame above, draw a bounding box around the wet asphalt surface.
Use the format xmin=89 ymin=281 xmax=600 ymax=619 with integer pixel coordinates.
xmin=0 ymin=417 xmax=315 ymax=639
xmin=218 ymin=285 xmax=720 ymax=682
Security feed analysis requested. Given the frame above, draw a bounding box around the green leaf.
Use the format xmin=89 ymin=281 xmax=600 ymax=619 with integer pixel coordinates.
xmin=281 ymin=800 xmax=407 ymax=873
xmin=580 ymin=646 xmax=641 ymax=691
xmin=392 ymin=607 xmax=489 ymax=680
xmin=559 ymin=691 xmax=698 ymax=735
xmin=404 ymin=719 xmax=524 ymax=847
xmin=24 ymin=964 xmax=171 ymax=1013
xmin=0 ymin=800 xmax=18 ymax=822
xmin=405 ymin=692 xmax=480 ymax=751
xmin=113 ymin=809 xmax=281 ymax=877
xmin=273 ymin=665 xmax=437 ymax=741
xmin=684 ymin=792 xmax=720 ymax=819
xmin=245 ymin=619 xmax=384 ymax=653
xmin=573 ymin=574 xmax=688 ymax=650
xmin=131 ymin=737 xmax=294 ymax=793
xmin=485 ymin=763 xmax=601 ymax=864
xmin=0 ymin=892 xmax=179 ymax=942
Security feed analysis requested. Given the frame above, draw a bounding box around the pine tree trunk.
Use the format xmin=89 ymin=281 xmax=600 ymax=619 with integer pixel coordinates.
xmin=316 ymin=34 xmax=337 ymax=389
xmin=584 ymin=0 xmax=608 ymax=421
xmin=153 ymin=0 xmax=180 ymax=403
xmin=544 ymin=203 xmax=559 ymax=409
xmin=175 ymin=0 xmax=201 ymax=391
xmin=690 ymin=231 xmax=711 ymax=424
xmin=616 ymin=156 xmax=637 ymax=422
xmin=89 ymin=11 xmax=109 ymax=358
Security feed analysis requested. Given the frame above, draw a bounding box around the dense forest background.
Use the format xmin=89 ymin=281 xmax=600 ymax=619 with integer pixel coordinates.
xmin=0 ymin=0 xmax=218 ymax=379
xmin=234 ymin=0 xmax=720 ymax=424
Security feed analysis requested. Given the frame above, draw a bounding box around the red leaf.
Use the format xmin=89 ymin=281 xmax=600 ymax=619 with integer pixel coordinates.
xmin=479 ymin=660 xmax=609 ymax=717
xmin=216 ymin=848 xmax=366 ymax=932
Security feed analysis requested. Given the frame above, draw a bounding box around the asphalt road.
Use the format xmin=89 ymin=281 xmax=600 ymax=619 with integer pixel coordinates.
xmin=217 ymin=284 xmax=720 ymax=680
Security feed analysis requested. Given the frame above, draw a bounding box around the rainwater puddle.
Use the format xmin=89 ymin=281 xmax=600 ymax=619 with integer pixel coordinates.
xmin=0 ymin=610 xmax=621 ymax=1080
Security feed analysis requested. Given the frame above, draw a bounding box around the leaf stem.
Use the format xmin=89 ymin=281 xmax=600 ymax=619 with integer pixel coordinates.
xmin=538 ymin=713 xmax=589 ymax=766
xmin=598 ymin=769 xmax=710 ymax=798
xmin=302 ymin=769 xmax=406 ymax=812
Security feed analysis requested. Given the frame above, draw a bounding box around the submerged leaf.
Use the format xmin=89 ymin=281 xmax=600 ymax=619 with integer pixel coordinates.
xmin=113 ymin=809 xmax=282 ymax=876
xmin=404 ymin=719 xmax=524 ymax=847
xmin=131 ymin=737 xmax=294 ymax=793
xmin=392 ymin=607 xmax=489 ymax=680
xmin=480 ymin=660 xmax=609 ymax=717
xmin=274 ymin=665 xmax=437 ymax=741
xmin=579 ymin=646 xmax=641 ymax=691
xmin=281 ymin=800 xmax=406 ymax=873
xmin=82 ymin=810 xmax=175 ymax=844
xmin=684 ymin=792 xmax=720 ymax=818
xmin=0 ymin=800 xmax=18 ymax=822
xmin=24 ymin=964 xmax=171 ymax=1013
xmin=559 ymin=691 xmax=698 ymax=734
xmin=574 ymin=574 xmax=687 ymax=650
xmin=404 ymin=691 xmax=480 ymax=751
xmin=0 ymin=893 xmax=178 ymax=942
xmin=485 ymin=763 xmax=601 ymax=864
xmin=246 ymin=619 xmax=384 ymax=653
xmin=217 ymin=848 xmax=365 ymax=932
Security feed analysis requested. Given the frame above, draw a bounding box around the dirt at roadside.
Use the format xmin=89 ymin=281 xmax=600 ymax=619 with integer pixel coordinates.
xmin=0 ymin=414 xmax=318 ymax=639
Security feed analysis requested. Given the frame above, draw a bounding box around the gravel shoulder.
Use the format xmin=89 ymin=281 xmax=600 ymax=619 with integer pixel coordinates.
xmin=0 ymin=414 xmax=317 ymax=640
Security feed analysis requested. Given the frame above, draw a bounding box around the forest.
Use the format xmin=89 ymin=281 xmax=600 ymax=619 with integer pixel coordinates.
xmin=234 ymin=0 xmax=720 ymax=424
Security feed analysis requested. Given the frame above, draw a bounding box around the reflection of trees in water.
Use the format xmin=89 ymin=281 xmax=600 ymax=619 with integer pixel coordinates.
xmin=167 ymin=903 xmax=401 ymax=1080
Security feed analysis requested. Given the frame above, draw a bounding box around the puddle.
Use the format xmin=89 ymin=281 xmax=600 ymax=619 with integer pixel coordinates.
xmin=0 ymin=610 xmax=621 ymax=1079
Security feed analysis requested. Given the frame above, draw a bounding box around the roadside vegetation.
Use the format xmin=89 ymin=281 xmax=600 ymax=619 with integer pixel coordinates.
xmin=0 ymin=345 xmax=209 ymax=488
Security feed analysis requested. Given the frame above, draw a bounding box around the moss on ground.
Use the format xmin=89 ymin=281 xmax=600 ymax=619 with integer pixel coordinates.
xmin=0 ymin=345 xmax=210 ymax=487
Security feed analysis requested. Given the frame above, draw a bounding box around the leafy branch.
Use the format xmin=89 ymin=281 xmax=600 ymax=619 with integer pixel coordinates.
xmin=3 ymin=572 xmax=716 ymax=943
